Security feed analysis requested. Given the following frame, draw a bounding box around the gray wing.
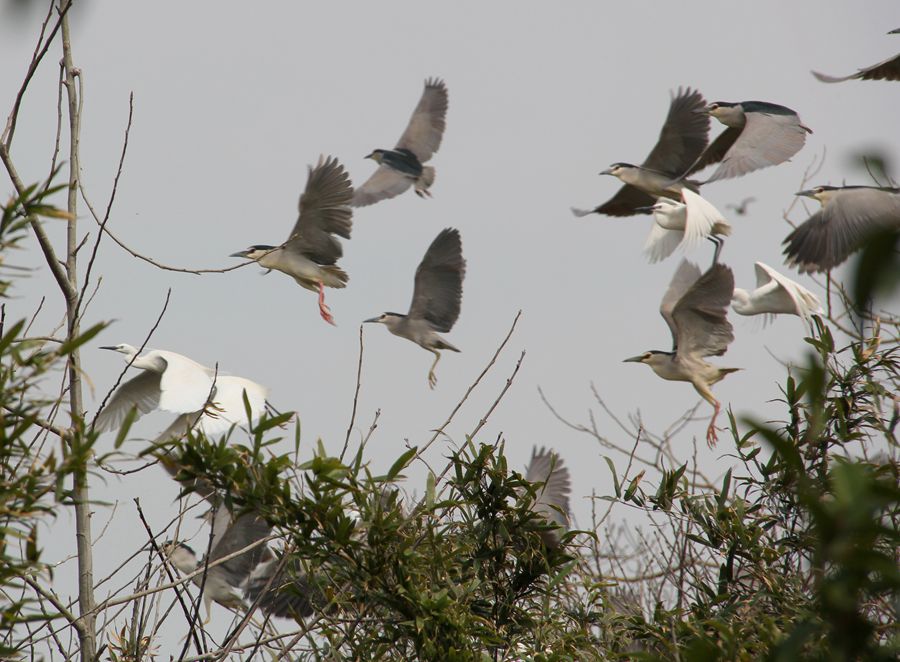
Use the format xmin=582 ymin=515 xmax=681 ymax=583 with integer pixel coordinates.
xmin=672 ymin=263 xmax=735 ymax=359
xmin=702 ymin=110 xmax=810 ymax=183
xmin=246 ymin=556 xmax=315 ymax=618
xmin=585 ymin=184 xmax=657 ymax=218
xmin=95 ymin=371 xmax=162 ymax=432
xmin=407 ymin=228 xmax=466 ymax=332
xmin=350 ymin=165 xmax=414 ymax=207
xmin=660 ymin=259 xmax=702 ymax=350
xmin=395 ymin=78 xmax=448 ymax=162
xmin=642 ymin=87 xmax=710 ymax=176
xmin=783 ymin=188 xmax=900 ymax=273
xmin=209 ymin=512 xmax=271 ymax=589
xmin=285 ymin=156 xmax=353 ymax=265
xmin=684 ymin=127 xmax=741 ymax=178
xmin=813 ymin=52 xmax=900 ymax=83
xmin=525 ymin=447 xmax=571 ymax=538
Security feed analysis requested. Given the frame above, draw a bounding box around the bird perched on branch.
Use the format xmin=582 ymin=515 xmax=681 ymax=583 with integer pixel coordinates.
xmin=813 ymin=28 xmax=900 ymax=83
xmin=639 ymin=188 xmax=732 ymax=264
xmin=732 ymin=262 xmax=822 ymax=323
xmin=571 ymin=87 xmax=709 ymax=217
xmin=231 ymin=155 xmax=353 ymax=325
xmin=352 ymin=78 xmax=448 ymax=206
xmin=624 ymin=260 xmax=738 ymax=447
xmin=782 ymin=186 xmax=900 ymax=273
xmin=365 ymin=228 xmax=465 ymax=389
xmin=524 ymin=447 xmax=571 ymax=548
xmin=683 ymin=101 xmax=811 ymax=183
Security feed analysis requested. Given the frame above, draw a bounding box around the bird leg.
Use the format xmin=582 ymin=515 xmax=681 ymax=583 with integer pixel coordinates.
xmin=317 ymin=281 xmax=336 ymax=326
xmin=707 ymin=236 xmax=723 ymax=265
xmin=427 ymin=350 xmax=441 ymax=389
xmin=706 ymin=400 xmax=721 ymax=448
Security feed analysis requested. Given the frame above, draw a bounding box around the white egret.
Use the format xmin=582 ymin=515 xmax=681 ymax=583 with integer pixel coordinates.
xmin=641 ymin=188 xmax=732 ymax=263
xmin=732 ymin=262 xmax=823 ymax=322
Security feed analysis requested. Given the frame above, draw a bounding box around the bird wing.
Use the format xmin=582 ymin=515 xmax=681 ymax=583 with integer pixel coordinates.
xmin=783 ymin=188 xmax=900 ymax=273
xmin=246 ymin=556 xmax=315 ymax=618
xmin=642 ymin=87 xmax=710 ymax=176
xmin=407 ymin=228 xmax=466 ymax=332
xmin=395 ymin=78 xmax=448 ymax=163
xmin=672 ymin=263 xmax=735 ymax=359
xmin=525 ymin=447 xmax=571 ymax=532
xmin=350 ymin=165 xmax=414 ymax=207
xmin=587 ymin=184 xmax=657 ymax=217
xmin=681 ymin=189 xmax=731 ymax=248
xmin=684 ymin=127 xmax=741 ymax=177
xmin=155 ymin=352 xmax=216 ymax=415
xmin=702 ymin=109 xmax=810 ymax=183
xmin=754 ymin=262 xmax=822 ymax=320
xmin=285 ymin=156 xmax=353 ymax=265
xmin=660 ymin=259 xmax=702 ymax=350
xmin=643 ymin=220 xmax=683 ymax=264
xmin=813 ymin=52 xmax=900 ymax=83
xmin=209 ymin=511 xmax=272 ymax=589
xmin=199 ymin=376 xmax=269 ymax=437
xmin=95 ymin=371 xmax=162 ymax=432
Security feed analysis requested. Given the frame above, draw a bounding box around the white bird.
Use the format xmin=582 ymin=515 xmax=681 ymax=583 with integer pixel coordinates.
xmin=641 ymin=188 xmax=732 ymax=264
xmin=95 ymin=345 xmax=267 ymax=438
xmin=95 ymin=344 xmax=216 ymax=432
xmin=731 ymin=262 xmax=823 ymax=322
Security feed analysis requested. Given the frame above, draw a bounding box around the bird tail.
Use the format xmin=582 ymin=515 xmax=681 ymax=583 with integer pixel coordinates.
xmin=436 ymin=336 xmax=460 ymax=352
xmin=570 ymin=207 xmax=596 ymax=218
xmin=319 ymin=265 xmax=348 ymax=288
xmin=415 ymin=167 xmax=435 ymax=198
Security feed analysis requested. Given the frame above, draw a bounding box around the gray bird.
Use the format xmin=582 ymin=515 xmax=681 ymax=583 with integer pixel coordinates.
xmin=364 ymin=227 xmax=465 ymax=389
xmin=571 ymin=87 xmax=709 ymax=217
xmin=624 ymin=260 xmax=738 ymax=447
xmin=684 ymin=101 xmax=811 ymax=183
xmin=164 ymin=507 xmax=314 ymax=621
xmin=813 ymin=29 xmax=900 ymax=83
xmin=783 ymin=185 xmax=900 ymax=273
xmin=525 ymin=447 xmax=571 ymax=548
xmin=230 ymin=156 xmax=353 ymax=325
xmin=351 ymin=78 xmax=449 ymax=207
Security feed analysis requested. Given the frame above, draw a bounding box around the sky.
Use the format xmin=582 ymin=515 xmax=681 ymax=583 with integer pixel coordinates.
xmin=2 ymin=0 xmax=899 ymax=651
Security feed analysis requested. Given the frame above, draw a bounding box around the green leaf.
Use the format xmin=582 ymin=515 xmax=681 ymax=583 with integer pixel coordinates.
xmin=386 ymin=447 xmax=418 ymax=481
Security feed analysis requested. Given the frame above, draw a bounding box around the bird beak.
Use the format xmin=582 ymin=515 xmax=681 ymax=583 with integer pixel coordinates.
xmin=634 ymin=205 xmax=656 ymax=214
xmin=99 ymin=346 xmax=118 ymax=351
xmin=599 ymin=167 xmax=614 ymax=176
xmin=229 ymin=250 xmax=251 ymax=258
xmin=795 ymin=189 xmax=816 ymax=199
xmin=622 ymin=355 xmax=644 ymax=363
xmin=363 ymin=317 xmax=381 ymax=324
xmin=364 ymin=152 xmax=375 ymax=160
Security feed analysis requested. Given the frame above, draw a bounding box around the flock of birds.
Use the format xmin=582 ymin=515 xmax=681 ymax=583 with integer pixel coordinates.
xmin=88 ymin=34 xmax=900 ymax=622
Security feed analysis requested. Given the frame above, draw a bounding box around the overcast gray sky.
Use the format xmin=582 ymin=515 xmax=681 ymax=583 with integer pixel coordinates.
xmin=2 ymin=0 xmax=898 ymax=648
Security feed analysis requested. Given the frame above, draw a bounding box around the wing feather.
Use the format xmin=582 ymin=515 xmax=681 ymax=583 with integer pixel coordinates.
xmin=395 ymin=78 xmax=448 ymax=163
xmin=285 ymin=156 xmax=353 ymax=265
xmin=408 ymin=228 xmax=466 ymax=332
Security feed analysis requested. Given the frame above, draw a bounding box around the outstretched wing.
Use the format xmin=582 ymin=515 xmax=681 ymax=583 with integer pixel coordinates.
xmin=95 ymin=371 xmax=162 ymax=432
xmin=813 ymin=52 xmax=900 ymax=83
xmin=395 ymin=78 xmax=449 ymax=162
xmin=672 ymin=263 xmax=735 ymax=359
xmin=350 ymin=165 xmax=414 ymax=207
xmin=660 ymin=259 xmax=702 ymax=350
xmin=408 ymin=228 xmax=466 ymax=332
xmin=286 ymin=156 xmax=353 ymax=265
xmin=642 ymin=87 xmax=710 ymax=176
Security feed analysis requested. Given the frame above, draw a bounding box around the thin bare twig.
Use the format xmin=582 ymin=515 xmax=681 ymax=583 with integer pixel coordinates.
xmin=341 ymin=325 xmax=365 ymax=462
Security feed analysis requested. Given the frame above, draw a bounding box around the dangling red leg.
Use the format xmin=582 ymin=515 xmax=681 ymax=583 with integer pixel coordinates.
xmin=706 ymin=400 xmax=721 ymax=448
xmin=317 ymin=281 xmax=336 ymax=326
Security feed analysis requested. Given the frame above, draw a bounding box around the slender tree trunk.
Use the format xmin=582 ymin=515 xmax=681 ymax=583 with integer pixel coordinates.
xmin=60 ymin=5 xmax=97 ymax=660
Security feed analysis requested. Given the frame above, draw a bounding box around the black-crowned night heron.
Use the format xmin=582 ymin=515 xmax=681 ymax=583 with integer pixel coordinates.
xmin=624 ymin=260 xmax=738 ymax=447
xmin=95 ymin=345 xmax=264 ymax=435
xmin=525 ymin=447 xmax=571 ymax=549
xmin=813 ymin=29 xmax=900 ymax=83
xmin=230 ymin=156 xmax=353 ymax=325
xmin=732 ymin=262 xmax=822 ymax=322
xmin=782 ymin=185 xmax=900 ymax=273
xmin=638 ymin=189 xmax=732 ymax=264
xmin=364 ymin=227 xmax=465 ymax=389
xmin=164 ymin=509 xmax=313 ymax=621
xmin=571 ymin=87 xmax=709 ymax=217
xmin=684 ymin=101 xmax=811 ymax=183
xmin=351 ymin=78 xmax=448 ymax=207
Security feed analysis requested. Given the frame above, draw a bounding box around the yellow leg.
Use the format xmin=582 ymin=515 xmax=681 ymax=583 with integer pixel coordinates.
xmin=427 ymin=351 xmax=441 ymax=389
